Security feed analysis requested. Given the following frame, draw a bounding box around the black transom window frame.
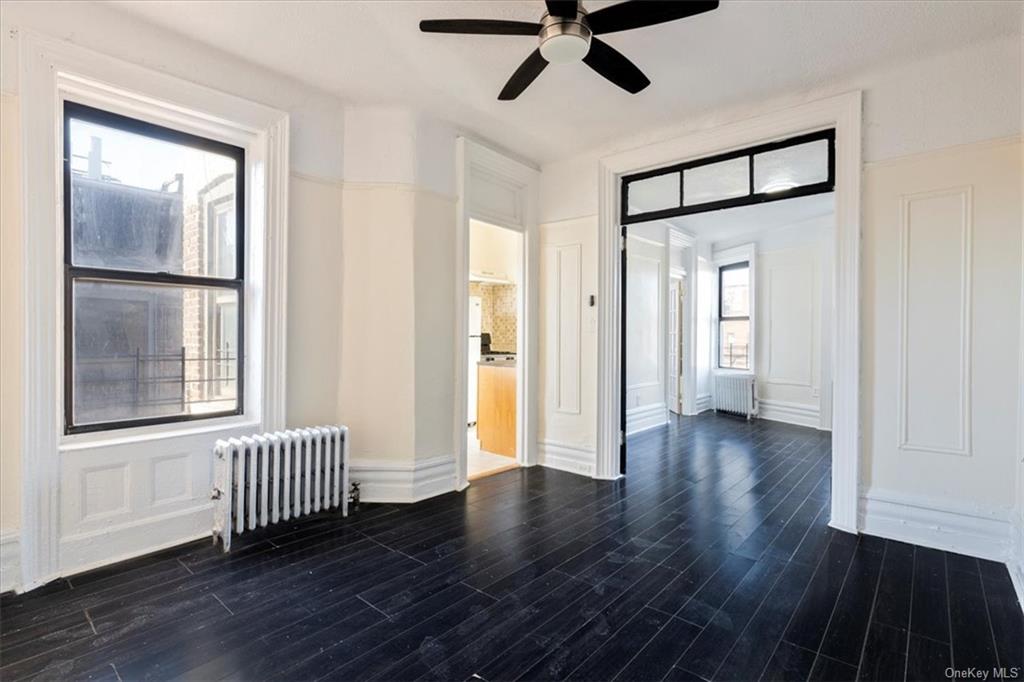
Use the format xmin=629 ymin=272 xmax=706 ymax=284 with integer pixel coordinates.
xmin=620 ymin=129 xmax=836 ymax=225
xmin=63 ymin=101 xmax=246 ymax=435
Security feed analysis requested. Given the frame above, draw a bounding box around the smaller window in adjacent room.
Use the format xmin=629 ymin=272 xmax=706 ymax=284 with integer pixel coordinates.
xmin=63 ymin=101 xmax=245 ymax=433
xmin=718 ymin=262 xmax=750 ymax=370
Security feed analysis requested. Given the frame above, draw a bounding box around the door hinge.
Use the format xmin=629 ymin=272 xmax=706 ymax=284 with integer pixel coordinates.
xmin=620 ymin=234 xmax=626 ymax=251
xmin=619 ymin=430 xmax=625 ymax=446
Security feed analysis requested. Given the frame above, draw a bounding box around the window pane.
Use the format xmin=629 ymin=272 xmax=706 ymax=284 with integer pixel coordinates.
xmin=626 ymin=171 xmax=680 ymax=216
xmin=72 ymin=280 xmax=239 ymax=426
xmin=719 ymin=320 xmax=750 ymax=370
xmin=683 ymin=157 xmax=749 ymax=206
xmin=69 ymin=116 xmax=239 ymax=278
xmin=720 ymin=265 xmax=749 ymax=317
xmin=753 ymin=138 xmax=829 ymax=194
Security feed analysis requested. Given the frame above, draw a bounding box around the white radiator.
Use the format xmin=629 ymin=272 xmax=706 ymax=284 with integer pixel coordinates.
xmin=213 ymin=426 xmax=349 ymax=551
xmin=713 ymin=373 xmax=757 ymax=420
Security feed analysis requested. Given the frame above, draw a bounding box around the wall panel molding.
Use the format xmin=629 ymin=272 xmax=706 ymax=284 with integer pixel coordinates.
xmin=765 ymin=263 xmax=814 ymax=388
xmin=553 ymin=244 xmax=582 ymax=415
xmin=896 ymin=186 xmax=973 ymax=457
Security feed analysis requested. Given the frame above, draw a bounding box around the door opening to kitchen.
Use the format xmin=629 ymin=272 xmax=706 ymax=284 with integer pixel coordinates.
xmin=467 ymin=219 xmax=522 ymax=480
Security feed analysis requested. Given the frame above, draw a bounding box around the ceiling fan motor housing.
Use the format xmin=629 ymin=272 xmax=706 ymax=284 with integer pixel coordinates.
xmin=539 ymin=10 xmax=592 ymax=64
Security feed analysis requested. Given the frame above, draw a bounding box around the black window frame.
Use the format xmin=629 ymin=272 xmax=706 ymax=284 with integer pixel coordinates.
xmin=620 ymin=128 xmax=835 ymax=225
xmin=717 ymin=261 xmax=750 ymax=371
xmin=63 ymin=101 xmax=246 ymax=435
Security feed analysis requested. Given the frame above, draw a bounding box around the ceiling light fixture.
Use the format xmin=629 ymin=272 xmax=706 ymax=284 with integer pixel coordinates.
xmin=538 ymin=11 xmax=591 ymax=64
xmin=419 ymin=1 xmax=720 ymax=100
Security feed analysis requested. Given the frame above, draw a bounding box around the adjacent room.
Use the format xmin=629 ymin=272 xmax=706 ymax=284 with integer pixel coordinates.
xmin=1 ymin=1 xmax=1022 ymax=681
xmin=467 ymin=219 xmax=522 ymax=479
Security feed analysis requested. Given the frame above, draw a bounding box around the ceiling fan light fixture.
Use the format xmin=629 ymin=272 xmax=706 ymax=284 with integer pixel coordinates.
xmin=540 ymin=32 xmax=590 ymax=63
xmin=538 ymin=11 xmax=591 ymax=64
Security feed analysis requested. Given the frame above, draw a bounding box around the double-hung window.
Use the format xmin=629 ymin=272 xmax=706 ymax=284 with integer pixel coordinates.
xmin=64 ymin=101 xmax=245 ymax=433
xmin=718 ymin=261 xmax=750 ymax=370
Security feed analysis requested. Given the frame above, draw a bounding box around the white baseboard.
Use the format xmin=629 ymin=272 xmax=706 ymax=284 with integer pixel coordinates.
xmin=1011 ymin=513 xmax=1024 ymax=609
xmin=858 ymin=488 xmax=1013 ymax=563
xmin=758 ymin=398 xmax=823 ymax=429
xmin=1 ymin=530 xmax=21 ymax=593
xmin=695 ymin=393 xmax=712 ymax=413
xmin=59 ymin=503 xmax=214 ymax=578
xmin=538 ymin=441 xmax=595 ymax=477
xmin=626 ymin=403 xmax=669 ymax=435
xmin=349 ymin=454 xmax=456 ymax=504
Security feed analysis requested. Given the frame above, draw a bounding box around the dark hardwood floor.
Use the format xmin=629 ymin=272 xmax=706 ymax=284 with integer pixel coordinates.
xmin=1 ymin=414 xmax=1021 ymax=681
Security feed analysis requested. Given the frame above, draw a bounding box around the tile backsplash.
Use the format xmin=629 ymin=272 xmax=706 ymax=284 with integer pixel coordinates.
xmin=469 ymin=282 xmax=517 ymax=352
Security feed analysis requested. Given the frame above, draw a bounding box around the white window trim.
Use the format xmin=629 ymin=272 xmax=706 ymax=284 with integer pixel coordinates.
xmin=713 ymin=243 xmax=756 ymax=375
xmin=19 ymin=31 xmax=288 ymax=589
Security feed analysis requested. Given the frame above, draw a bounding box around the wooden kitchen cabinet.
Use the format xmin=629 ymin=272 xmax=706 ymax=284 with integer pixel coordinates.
xmin=477 ymin=363 xmax=516 ymax=458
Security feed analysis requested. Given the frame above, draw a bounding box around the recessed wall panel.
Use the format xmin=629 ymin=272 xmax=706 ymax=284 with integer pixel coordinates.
xmin=81 ymin=464 xmax=129 ymax=520
xmin=898 ymin=188 xmax=972 ymax=456
xmin=152 ymin=454 xmax=192 ymax=505
xmin=767 ymin=264 xmax=814 ymax=386
xmin=555 ymin=244 xmax=582 ymax=414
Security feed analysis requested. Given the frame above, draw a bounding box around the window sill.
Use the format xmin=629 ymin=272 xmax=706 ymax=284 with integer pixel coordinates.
xmin=59 ymin=415 xmax=261 ymax=452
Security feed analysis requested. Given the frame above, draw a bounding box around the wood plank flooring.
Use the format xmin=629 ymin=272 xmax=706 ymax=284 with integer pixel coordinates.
xmin=1 ymin=414 xmax=1020 ymax=681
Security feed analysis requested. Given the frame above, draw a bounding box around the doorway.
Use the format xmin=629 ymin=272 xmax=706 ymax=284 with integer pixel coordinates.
xmin=618 ymin=126 xmax=841 ymax=482
xmin=467 ymin=220 xmax=523 ymax=480
xmin=453 ymin=137 xmax=540 ymax=491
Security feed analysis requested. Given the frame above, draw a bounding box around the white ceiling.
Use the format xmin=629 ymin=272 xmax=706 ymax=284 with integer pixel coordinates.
xmin=664 ymin=192 xmax=834 ymax=244
xmin=105 ymin=0 xmax=1021 ymax=164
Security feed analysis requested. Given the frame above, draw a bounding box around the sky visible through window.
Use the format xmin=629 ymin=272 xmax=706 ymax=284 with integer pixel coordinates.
xmin=69 ymin=118 xmax=235 ymax=197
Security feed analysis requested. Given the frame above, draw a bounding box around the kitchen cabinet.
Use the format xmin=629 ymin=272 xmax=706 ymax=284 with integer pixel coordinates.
xmin=477 ymin=362 xmax=516 ymax=457
xmin=470 ymin=220 xmax=520 ymax=283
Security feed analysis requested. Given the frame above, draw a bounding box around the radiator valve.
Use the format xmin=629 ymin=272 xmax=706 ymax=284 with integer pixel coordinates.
xmin=349 ymin=481 xmax=361 ymax=508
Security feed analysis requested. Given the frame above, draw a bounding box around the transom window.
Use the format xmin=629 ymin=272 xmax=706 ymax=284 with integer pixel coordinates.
xmin=621 ymin=129 xmax=835 ymax=223
xmin=718 ymin=262 xmax=750 ymax=370
xmin=64 ymin=101 xmax=245 ymax=433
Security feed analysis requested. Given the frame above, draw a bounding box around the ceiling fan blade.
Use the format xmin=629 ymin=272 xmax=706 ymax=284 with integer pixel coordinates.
xmin=498 ymin=49 xmax=549 ymax=100
xmin=419 ymin=19 xmax=541 ymax=36
xmin=582 ymin=37 xmax=650 ymax=94
xmin=546 ymin=0 xmax=578 ymax=18
xmin=586 ymin=0 xmax=719 ymax=35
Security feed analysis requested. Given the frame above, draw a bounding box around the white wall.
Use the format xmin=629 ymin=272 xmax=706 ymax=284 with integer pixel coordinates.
xmin=694 ymin=241 xmax=715 ymax=412
xmin=756 ymin=242 xmax=823 ymax=422
xmin=860 ymin=138 xmax=1022 ymax=560
xmin=536 ymin=30 xmax=1023 ymax=574
xmin=0 ymin=4 xmax=352 ymax=588
xmin=0 ymin=3 xmax=491 ymax=586
xmin=1 ymin=94 xmax=24 ymax=591
xmin=625 ymin=232 xmax=669 ymax=434
xmin=286 ymin=174 xmax=343 ymax=427
xmin=714 ymin=214 xmax=835 ymax=429
xmin=538 ymin=217 xmax=599 ymax=475
xmin=539 ymin=33 xmax=1021 ymax=223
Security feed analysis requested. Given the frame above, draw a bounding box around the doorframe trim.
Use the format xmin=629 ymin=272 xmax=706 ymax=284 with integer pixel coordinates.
xmin=453 ymin=138 xmax=539 ymax=491
xmin=595 ymin=91 xmax=862 ymax=531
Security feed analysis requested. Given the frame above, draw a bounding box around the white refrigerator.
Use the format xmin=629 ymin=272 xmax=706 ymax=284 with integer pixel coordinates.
xmin=467 ymin=296 xmax=482 ymax=425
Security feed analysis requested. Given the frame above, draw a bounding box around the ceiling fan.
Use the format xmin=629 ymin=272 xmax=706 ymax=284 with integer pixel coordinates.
xmin=420 ymin=0 xmax=719 ymax=100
